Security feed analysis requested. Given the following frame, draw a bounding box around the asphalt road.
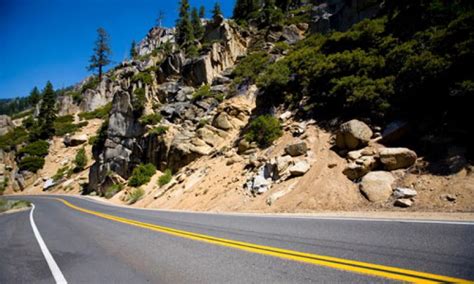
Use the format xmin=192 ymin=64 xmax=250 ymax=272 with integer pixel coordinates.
xmin=1 ymin=195 xmax=473 ymax=283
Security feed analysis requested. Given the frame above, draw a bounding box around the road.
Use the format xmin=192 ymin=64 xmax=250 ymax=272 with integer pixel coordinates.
xmin=0 ymin=195 xmax=473 ymax=283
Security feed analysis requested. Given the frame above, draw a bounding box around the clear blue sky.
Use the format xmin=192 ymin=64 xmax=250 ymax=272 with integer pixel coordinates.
xmin=0 ymin=0 xmax=235 ymax=99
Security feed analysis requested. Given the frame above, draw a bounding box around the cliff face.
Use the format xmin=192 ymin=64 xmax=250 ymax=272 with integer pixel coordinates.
xmin=88 ymin=18 xmax=249 ymax=193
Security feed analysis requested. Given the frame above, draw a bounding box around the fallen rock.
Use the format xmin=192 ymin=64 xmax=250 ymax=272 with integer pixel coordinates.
xmin=394 ymin=198 xmax=413 ymax=208
xmin=441 ymin=194 xmax=457 ymax=202
xmin=343 ymin=155 xmax=377 ymax=180
xmin=359 ymin=171 xmax=395 ymax=202
xmin=285 ymin=142 xmax=308 ymax=157
xmin=336 ymin=119 xmax=373 ymax=150
xmin=379 ymin=147 xmax=417 ymax=170
xmin=64 ymin=134 xmax=88 ymax=147
xmin=43 ymin=179 xmax=56 ymax=190
xmin=393 ymin=187 xmax=417 ymax=199
xmin=289 ymin=160 xmax=310 ymax=177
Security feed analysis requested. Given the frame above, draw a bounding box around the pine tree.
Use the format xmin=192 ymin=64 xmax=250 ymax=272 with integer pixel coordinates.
xmin=176 ymin=0 xmax=194 ymax=46
xmin=199 ymin=6 xmax=206 ymax=18
xmin=212 ymin=2 xmax=223 ymax=19
xmin=37 ymin=81 xmax=56 ymax=139
xmin=233 ymin=0 xmax=259 ymax=22
xmin=275 ymin=0 xmax=291 ymax=12
xmin=74 ymin=147 xmax=87 ymax=172
xmin=28 ymin=87 xmax=41 ymax=106
xmin=191 ymin=7 xmax=204 ymax=39
xmin=130 ymin=40 xmax=137 ymax=59
xmin=156 ymin=10 xmax=165 ymax=27
xmin=87 ymin=27 xmax=111 ymax=81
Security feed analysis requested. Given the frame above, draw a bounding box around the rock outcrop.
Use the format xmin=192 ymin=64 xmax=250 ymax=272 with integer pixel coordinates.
xmin=0 ymin=115 xmax=14 ymax=136
xmin=182 ymin=20 xmax=247 ymax=86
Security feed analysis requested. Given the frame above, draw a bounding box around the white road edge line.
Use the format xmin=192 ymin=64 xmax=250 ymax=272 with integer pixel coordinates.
xmin=29 ymin=204 xmax=68 ymax=284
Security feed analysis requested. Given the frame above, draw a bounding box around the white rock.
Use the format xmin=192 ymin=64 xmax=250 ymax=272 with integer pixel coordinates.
xmin=393 ymin=187 xmax=417 ymax=199
xmin=359 ymin=171 xmax=395 ymax=202
xmin=394 ymin=198 xmax=413 ymax=207
xmin=289 ymin=160 xmax=310 ymax=177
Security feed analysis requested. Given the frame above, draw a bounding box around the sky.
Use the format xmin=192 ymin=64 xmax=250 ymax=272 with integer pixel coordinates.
xmin=0 ymin=0 xmax=236 ymax=99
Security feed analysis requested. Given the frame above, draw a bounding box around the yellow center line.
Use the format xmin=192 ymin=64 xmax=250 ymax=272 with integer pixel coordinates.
xmin=55 ymin=198 xmax=473 ymax=283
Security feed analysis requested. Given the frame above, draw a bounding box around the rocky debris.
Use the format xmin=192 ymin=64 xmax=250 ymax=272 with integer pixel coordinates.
xmin=288 ymin=160 xmax=310 ymax=177
xmin=343 ymin=155 xmax=377 ymax=180
xmin=393 ymin=187 xmax=417 ymax=199
xmin=281 ymin=24 xmax=305 ymax=44
xmin=336 ymin=119 xmax=373 ymax=150
xmin=63 ymin=134 xmax=88 ymax=147
xmin=394 ymin=198 xmax=413 ymax=208
xmin=285 ymin=142 xmax=308 ymax=157
xmin=328 ymin=163 xmax=338 ymax=169
xmin=238 ymin=139 xmax=257 ymax=154
xmin=441 ymin=194 xmax=457 ymax=202
xmin=287 ymin=122 xmax=307 ymax=136
xmin=359 ymin=171 xmax=395 ymax=202
xmin=245 ymin=165 xmax=274 ymax=194
xmin=279 ymin=111 xmax=292 ymax=121
xmin=0 ymin=115 xmax=14 ymax=136
xmin=161 ymin=52 xmax=185 ymax=78
xmin=275 ymin=155 xmax=294 ymax=179
xmin=379 ymin=147 xmax=417 ymax=170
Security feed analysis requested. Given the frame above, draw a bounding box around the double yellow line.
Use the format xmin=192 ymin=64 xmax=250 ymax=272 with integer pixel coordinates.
xmin=56 ymin=198 xmax=472 ymax=283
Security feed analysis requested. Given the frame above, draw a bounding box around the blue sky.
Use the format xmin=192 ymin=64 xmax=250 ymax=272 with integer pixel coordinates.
xmin=0 ymin=0 xmax=235 ymax=99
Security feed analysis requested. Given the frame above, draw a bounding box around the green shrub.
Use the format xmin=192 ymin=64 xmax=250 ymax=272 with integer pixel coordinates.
xmin=74 ymin=147 xmax=87 ymax=171
xmin=21 ymin=116 xmax=35 ymax=129
xmin=192 ymin=84 xmax=212 ymax=101
xmin=88 ymin=135 xmax=97 ymax=145
xmin=232 ymin=52 xmax=270 ymax=84
xmin=0 ymin=199 xmax=31 ymax=213
xmin=18 ymin=156 xmax=45 ymax=173
xmin=158 ymin=169 xmax=172 ymax=187
xmin=128 ymin=188 xmax=145 ymax=204
xmin=81 ymin=76 xmax=100 ymax=93
xmin=104 ymin=184 xmax=123 ymax=199
xmin=53 ymin=115 xmax=88 ymax=136
xmin=132 ymin=88 xmax=146 ymax=115
xmin=149 ymin=126 xmax=168 ymax=135
xmin=245 ymin=115 xmax=282 ymax=148
xmin=52 ymin=166 xmax=72 ymax=182
xmin=78 ymin=103 xmax=112 ymax=120
xmin=0 ymin=127 xmax=29 ymax=151
xmin=11 ymin=109 xmax=33 ymax=120
xmin=18 ymin=140 xmax=49 ymax=157
xmin=131 ymin=72 xmax=153 ymax=85
xmin=139 ymin=113 xmax=162 ymax=125
xmin=92 ymin=120 xmax=108 ymax=152
xmin=128 ymin=163 xmax=156 ymax=187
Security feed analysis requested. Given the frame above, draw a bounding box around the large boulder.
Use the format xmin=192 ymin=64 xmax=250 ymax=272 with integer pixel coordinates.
xmin=289 ymin=160 xmax=310 ymax=177
xmin=64 ymin=134 xmax=88 ymax=147
xmin=343 ymin=155 xmax=377 ymax=180
xmin=336 ymin=119 xmax=373 ymax=150
xmin=359 ymin=171 xmax=395 ymax=202
xmin=285 ymin=142 xmax=308 ymax=157
xmin=212 ymin=112 xmax=233 ymax=130
xmin=379 ymin=147 xmax=417 ymax=170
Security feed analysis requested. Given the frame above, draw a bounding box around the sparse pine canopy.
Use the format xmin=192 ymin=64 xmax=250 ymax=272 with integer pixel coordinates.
xmin=130 ymin=40 xmax=137 ymax=59
xmin=191 ymin=7 xmax=204 ymax=40
xmin=156 ymin=10 xmax=165 ymax=27
xmin=36 ymin=81 xmax=57 ymax=139
xmin=87 ymin=27 xmax=111 ymax=81
xmin=28 ymin=86 xmax=41 ymax=106
xmin=176 ymin=0 xmax=194 ymax=46
xmin=233 ymin=0 xmax=259 ymax=22
xmin=212 ymin=2 xmax=222 ymax=19
xmin=199 ymin=5 xmax=206 ymax=18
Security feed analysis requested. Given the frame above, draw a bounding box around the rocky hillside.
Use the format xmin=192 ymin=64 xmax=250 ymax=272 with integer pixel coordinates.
xmin=1 ymin=0 xmax=473 ymax=213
